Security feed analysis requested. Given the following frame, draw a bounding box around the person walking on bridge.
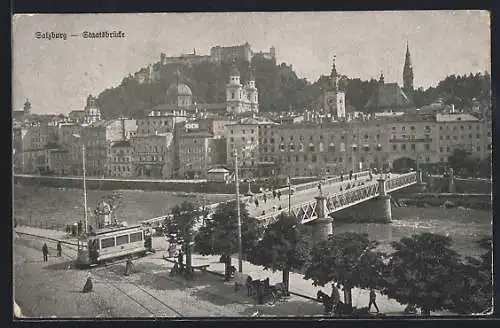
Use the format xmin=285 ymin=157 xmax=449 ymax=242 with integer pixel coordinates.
xmin=42 ymin=243 xmax=49 ymax=262
xmin=57 ymin=241 xmax=62 ymax=257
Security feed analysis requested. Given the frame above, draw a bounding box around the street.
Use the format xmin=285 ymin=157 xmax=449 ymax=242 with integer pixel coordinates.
xmin=13 ymin=232 xmax=327 ymax=318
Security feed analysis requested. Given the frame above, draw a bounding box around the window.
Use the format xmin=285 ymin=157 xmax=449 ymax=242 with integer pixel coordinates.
xmin=130 ymin=232 xmax=143 ymax=242
xmin=425 ymin=144 xmax=430 ymax=150
xmin=402 ymin=127 xmax=406 ymax=132
xmin=290 ymin=136 xmax=294 ymax=141
xmin=402 ymin=144 xmax=407 ymax=150
xmin=312 ymin=155 xmax=317 ymax=163
xmin=295 ymin=156 xmax=299 ymax=162
xmin=411 ymin=144 xmax=416 ymax=151
xmin=289 ymin=144 xmax=295 ymax=151
xmin=299 ymin=143 xmax=304 ymax=152
xmin=101 ymin=237 xmax=115 ymax=249
xmin=410 ymin=126 xmax=415 ymax=131
xmin=116 ymin=235 xmax=129 ymax=246
xmin=393 ymin=145 xmax=397 ymax=151
xmin=304 ymin=155 xmax=308 ymax=162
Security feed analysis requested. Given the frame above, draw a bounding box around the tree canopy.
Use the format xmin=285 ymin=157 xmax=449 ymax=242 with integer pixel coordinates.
xmin=381 ymin=232 xmax=465 ymax=316
xmin=194 ymin=200 xmax=263 ymax=257
xmin=304 ymin=232 xmax=385 ymax=306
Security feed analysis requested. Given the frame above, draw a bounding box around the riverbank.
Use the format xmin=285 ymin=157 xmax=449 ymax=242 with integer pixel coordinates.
xmin=394 ymin=193 xmax=491 ymax=210
xmin=14 ymin=174 xmax=316 ymax=194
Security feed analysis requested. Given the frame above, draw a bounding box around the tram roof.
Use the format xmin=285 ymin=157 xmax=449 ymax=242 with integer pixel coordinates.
xmin=89 ymin=224 xmax=143 ymax=236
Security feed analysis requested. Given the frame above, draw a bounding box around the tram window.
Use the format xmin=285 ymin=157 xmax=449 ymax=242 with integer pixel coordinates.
xmin=101 ymin=237 xmax=115 ymax=249
xmin=116 ymin=235 xmax=129 ymax=246
xmin=88 ymin=239 xmax=99 ymax=250
xmin=130 ymin=232 xmax=143 ymax=242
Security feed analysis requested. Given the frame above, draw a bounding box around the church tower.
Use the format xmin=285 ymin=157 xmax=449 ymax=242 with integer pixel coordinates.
xmin=246 ymin=64 xmax=259 ymax=113
xmin=323 ymin=55 xmax=346 ymax=121
xmin=226 ymin=59 xmax=243 ymax=114
xmin=403 ymin=41 xmax=414 ymax=100
xmin=23 ymin=98 xmax=31 ymax=116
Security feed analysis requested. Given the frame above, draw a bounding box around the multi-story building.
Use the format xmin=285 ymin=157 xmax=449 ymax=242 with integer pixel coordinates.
xmin=226 ymin=118 xmax=277 ymax=178
xmin=130 ymin=133 xmax=175 ymax=178
xmin=436 ymin=113 xmax=487 ymax=163
xmin=106 ymin=140 xmax=133 ymax=177
xmin=260 ymin=120 xmax=390 ymax=178
xmin=137 ymin=110 xmax=187 ymax=136
xmin=386 ymin=113 xmax=439 ymax=170
xmin=177 ymin=130 xmax=226 ymax=178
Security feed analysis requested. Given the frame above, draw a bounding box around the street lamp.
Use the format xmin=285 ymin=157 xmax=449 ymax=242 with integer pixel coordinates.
xmin=233 ymin=150 xmax=243 ymax=273
xmin=73 ymin=134 xmax=88 ymax=234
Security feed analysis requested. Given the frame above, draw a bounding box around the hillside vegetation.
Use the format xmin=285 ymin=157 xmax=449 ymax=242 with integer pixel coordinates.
xmin=96 ymin=56 xmax=491 ymax=119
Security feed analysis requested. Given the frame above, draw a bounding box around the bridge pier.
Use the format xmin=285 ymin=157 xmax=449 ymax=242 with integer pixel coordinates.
xmin=308 ymin=195 xmax=334 ymax=243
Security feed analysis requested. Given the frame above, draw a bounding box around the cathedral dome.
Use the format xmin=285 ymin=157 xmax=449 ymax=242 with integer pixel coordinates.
xmin=167 ymin=83 xmax=192 ymax=97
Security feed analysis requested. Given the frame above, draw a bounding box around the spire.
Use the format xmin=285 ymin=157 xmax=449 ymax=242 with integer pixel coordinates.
xmin=330 ymin=55 xmax=338 ymax=90
xmin=404 ymin=40 xmax=412 ymax=69
xmin=379 ymin=71 xmax=385 ymax=84
xmin=403 ymin=41 xmax=414 ymax=97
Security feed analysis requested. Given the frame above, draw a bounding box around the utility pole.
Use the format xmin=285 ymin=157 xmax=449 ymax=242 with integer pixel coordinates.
xmin=288 ymin=175 xmax=292 ymax=215
xmin=82 ymin=143 xmax=88 ymax=234
xmin=235 ymin=151 xmax=243 ymax=273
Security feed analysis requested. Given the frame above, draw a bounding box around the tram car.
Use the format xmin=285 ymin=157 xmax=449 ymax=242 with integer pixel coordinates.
xmin=75 ymin=224 xmax=152 ymax=268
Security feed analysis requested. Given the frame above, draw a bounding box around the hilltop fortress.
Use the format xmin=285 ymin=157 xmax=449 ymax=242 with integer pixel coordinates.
xmin=134 ymin=42 xmax=276 ymax=84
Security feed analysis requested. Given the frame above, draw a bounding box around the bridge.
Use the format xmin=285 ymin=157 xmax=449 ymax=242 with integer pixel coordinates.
xmin=142 ymin=170 xmax=421 ymax=242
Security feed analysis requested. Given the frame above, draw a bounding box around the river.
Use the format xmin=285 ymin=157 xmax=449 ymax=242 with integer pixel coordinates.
xmin=13 ymin=185 xmax=492 ymax=258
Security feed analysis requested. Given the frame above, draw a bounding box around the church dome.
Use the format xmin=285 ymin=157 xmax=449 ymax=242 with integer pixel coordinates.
xmin=166 ymin=83 xmax=192 ymax=97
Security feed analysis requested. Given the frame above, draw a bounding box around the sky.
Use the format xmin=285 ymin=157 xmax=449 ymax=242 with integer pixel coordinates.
xmin=12 ymin=11 xmax=490 ymax=114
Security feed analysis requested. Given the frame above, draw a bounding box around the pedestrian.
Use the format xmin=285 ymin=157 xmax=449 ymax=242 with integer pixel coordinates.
xmin=263 ymin=194 xmax=267 ymax=203
xmin=254 ymin=199 xmax=259 ymax=207
xmin=82 ymin=273 xmax=93 ymax=293
xmin=57 ymin=241 xmax=62 ymax=257
xmin=340 ymin=186 xmax=343 ymax=192
xmin=261 ymin=210 xmax=265 ymax=216
xmin=349 ymin=170 xmax=353 ymax=180
xmin=77 ymin=221 xmax=83 ymax=235
xmin=340 ymin=174 xmax=344 ymax=182
xmin=14 ymin=218 xmax=18 ymax=228
xmin=272 ymin=189 xmax=276 ymax=199
xmin=331 ymin=283 xmax=341 ymax=311
xmin=369 ymin=172 xmax=373 ymax=181
xmin=125 ymin=257 xmax=133 ymax=276
xmin=368 ymin=289 xmax=379 ymax=313
xmin=277 ymin=190 xmax=281 ymax=201
xmin=318 ymin=183 xmax=322 ymax=193
xmin=42 ymin=243 xmax=49 ymax=262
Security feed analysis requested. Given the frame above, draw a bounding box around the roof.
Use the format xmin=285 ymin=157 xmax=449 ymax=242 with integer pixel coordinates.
xmin=436 ymin=113 xmax=479 ymax=122
xmin=166 ymin=83 xmax=192 ymax=97
xmin=111 ymin=140 xmax=131 ymax=148
xmin=365 ymin=82 xmax=412 ymax=109
xmin=207 ymin=168 xmax=231 ymax=173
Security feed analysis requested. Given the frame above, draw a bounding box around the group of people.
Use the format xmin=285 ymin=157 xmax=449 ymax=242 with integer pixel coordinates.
xmin=41 ymin=241 xmax=63 ymax=262
xmin=318 ymin=284 xmax=380 ymax=316
xmin=65 ymin=221 xmax=93 ymax=236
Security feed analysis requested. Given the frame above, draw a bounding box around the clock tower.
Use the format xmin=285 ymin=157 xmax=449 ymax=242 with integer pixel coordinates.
xmin=322 ymin=55 xmax=346 ymax=121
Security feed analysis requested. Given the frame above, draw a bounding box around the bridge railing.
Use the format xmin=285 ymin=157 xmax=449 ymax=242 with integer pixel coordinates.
xmin=385 ymin=172 xmax=418 ymax=192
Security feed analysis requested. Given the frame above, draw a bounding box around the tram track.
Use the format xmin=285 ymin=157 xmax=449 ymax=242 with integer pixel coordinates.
xmin=15 ymin=232 xmax=264 ymax=316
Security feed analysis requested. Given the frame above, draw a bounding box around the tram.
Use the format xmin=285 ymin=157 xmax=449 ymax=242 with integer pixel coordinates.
xmin=75 ymin=224 xmax=152 ymax=268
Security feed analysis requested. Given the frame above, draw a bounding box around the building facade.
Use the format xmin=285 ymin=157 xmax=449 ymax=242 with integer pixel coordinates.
xmin=260 ymin=121 xmax=390 ymax=178
xmin=106 ymin=140 xmax=133 ymax=177
xmin=130 ymin=133 xmax=175 ymax=178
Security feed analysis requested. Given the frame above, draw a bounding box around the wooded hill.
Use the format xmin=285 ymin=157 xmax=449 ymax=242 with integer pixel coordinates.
xmin=96 ymin=55 xmax=491 ymax=119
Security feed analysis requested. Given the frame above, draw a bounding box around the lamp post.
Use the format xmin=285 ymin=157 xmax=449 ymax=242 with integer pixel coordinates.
xmin=234 ymin=151 xmax=243 ymax=273
xmin=287 ymin=175 xmax=292 ymax=215
xmin=73 ymin=134 xmax=88 ymax=234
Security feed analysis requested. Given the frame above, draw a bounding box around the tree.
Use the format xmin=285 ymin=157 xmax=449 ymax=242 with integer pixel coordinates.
xmin=248 ymin=213 xmax=309 ymax=295
xmin=171 ymin=201 xmax=200 ymax=278
xmin=194 ymin=200 xmax=263 ymax=279
xmin=381 ymin=232 xmax=465 ymax=316
xmin=304 ymin=232 xmax=385 ymax=307
xmin=446 ymin=237 xmax=492 ymax=314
